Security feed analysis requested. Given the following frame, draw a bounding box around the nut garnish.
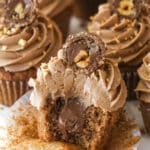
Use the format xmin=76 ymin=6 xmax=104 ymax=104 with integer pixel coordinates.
xmin=1 ymin=45 xmax=7 ymax=51
xmin=15 ymin=3 xmax=24 ymax=19
xmin=74 ymin=50 xmax=89 ymax=68
xmin=18 ymin=39 xmax=26 ymax=47
xmin=117 ymin=0 xmax=134 ymax=16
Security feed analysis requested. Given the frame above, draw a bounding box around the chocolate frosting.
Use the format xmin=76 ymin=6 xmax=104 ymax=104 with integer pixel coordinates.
xmin=136 ymin=53 xmax=150 ymax=103
xmin=89 ymin=2 xmax=150 ymax=66
xmin=0 ymin=12 xmax=62 ymax=72
xmin=37 ymin=0 xmax=72 ymax=18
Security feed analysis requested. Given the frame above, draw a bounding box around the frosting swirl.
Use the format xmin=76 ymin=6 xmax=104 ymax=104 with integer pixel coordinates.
xmin=136 ymin=53 xmax=150 ymax=103
xmin=0 ymin=13 xmax=62 ymax=72
xmin=89 ymin=3 xmax=150 ymax=66
xmin=29 ymin=55 xmax=126 ymax=112
xmin=37 ymin=0 xmax=72 ymax=18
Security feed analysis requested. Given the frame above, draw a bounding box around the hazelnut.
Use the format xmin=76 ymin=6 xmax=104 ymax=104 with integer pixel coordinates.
xmin=15 ymin=3 xmax=24 ymax=19
xmin=1 ymin=45 xmax=7 ymax=51
xmin=74 ymin=50 xmax=89 ymax=68
xmin=18 ymin=39 xmax=26 ymax=47
xmin=117 ymin=0 xmax=134 ymax=16
xmin=76 ymin=57 xmax=89 ymax=68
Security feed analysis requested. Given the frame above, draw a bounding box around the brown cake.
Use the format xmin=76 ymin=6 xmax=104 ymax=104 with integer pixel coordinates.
xmin=0 ymin=0 xmax=62 ymax=106
xmin=29 ymin=32 xmax=127 ymax=150
xmin=88 ymin=0 xmax=150 ymax=100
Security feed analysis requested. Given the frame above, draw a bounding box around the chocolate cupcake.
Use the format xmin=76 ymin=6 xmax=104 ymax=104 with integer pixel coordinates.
xmin=88 ymin=0 xmax=150 ymax=100
xmin=136 ymin=53 xmax=150 ymax=135
xmin=0 ymin=0 xmax=62 ymax=106
xmin=29 ymin=32 xmax=127 ymax=150
xmin=37 ymin=0 xmax=73 ymax=40
xmin=74 ymin=0 xmax=106 ymax=21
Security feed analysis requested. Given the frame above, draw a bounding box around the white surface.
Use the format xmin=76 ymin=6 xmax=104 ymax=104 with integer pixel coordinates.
xmin=126 ymin=101 xmax=150 ymax=150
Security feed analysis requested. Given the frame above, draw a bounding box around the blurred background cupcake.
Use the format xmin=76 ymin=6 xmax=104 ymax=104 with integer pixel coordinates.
xmin=74 ymin=0 xmax=106 ymax=22
xmin=88 ymin=0 xmax=150 ymax=100
xmin=37 ymin=0 xmax=73 ymax=40
xmin=0 ymin=0 xmax=62 ymax=106
xmin=136 ymin=53 xmax=150 ymax=135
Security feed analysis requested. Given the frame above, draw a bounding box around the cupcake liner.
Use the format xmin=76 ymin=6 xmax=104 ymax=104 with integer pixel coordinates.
xmin=140 ymin=101 xmax=150 ymax=135
xmin=52 ymin=6 xmax=73 ymax=40
xmin=122 ymin=71 xmax=139 ymax=100
xmin=0 ymin=80 xmax=30 ymax=106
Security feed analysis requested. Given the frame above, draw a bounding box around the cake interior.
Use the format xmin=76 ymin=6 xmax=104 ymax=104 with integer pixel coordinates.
xmin=38 ymin=97 xmax=120 ymax=150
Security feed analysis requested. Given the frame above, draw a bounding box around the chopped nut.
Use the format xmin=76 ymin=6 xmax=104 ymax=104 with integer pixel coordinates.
xmin=18 ymin=39 xmax=26 ymax=47
xmin=28 ymin=62 xmax=33 ymax=66
xmin=117 ymin=0 xmax=134 ymax=16
xmin=76 ymin=57 xmax=89 ymax=68
xmin=1 ymin=45 xmax=7 ymax=51
xmin=3 ymin=27 xmax=8 ymax=34
xmin=48 ymin=24 xmax=53 ymax=29
xmin=115 ymin=38 xmax=120 ymax=44
xmin=15 ymin=3 xmax=24 ymax=19
xmin=74 ymin=50 xmax=88 ymax=63
xmin=41 ymin=63 xmax=48 ymax=69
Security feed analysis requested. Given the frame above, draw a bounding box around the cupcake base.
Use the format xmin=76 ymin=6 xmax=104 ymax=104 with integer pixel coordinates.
xmin=140 ymin=101 xmax=150 ymax=135
xmin=0 ymin=68 xmax=36 ymax=106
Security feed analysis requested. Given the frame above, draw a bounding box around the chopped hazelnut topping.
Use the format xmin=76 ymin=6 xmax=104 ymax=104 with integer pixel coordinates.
xmin=1 ymin=45 xmax=7 ymax=51
xmin=15 ymin=3 xmax=24 ymax=19
xmin=48 ymin=24 xmax=53 ymax=29
xmin=18 ymin=39 xmax=27 ymax=47
xmin=74 ymin=50 xmax=89 ymax=63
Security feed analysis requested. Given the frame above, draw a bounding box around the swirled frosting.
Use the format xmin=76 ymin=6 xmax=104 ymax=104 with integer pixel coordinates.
xmin=37 ymin=0 xmax=72 ymax=18
xmin=0 ymin=12 xmax=62 ymax=72
xmin=29 ymin=56 xmax=126 ymax=112
xmin=89 ymin=3 xmax=150 ymax=66
xmin=136 ymin=53 xmax=150 ymax=103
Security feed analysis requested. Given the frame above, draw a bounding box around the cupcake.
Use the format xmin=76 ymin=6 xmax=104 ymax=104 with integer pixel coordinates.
xmin=37 ymin=0 xmax=73 ymax=40
xmin=0 ymin=0 xmax=62 ymax=106
xmin=136 ymin=53 xmax=150 ymax=135
xmin=29 ymin=32 xmax=127 ymax=150
xmin=74 ymin=0 xmax=106 ymax=21
xmin=88 ymin=0 xmax=150 ymax=100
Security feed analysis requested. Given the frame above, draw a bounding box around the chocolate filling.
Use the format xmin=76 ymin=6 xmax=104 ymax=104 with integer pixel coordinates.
xmin=45 ymin=96 xmax=107 ymax=149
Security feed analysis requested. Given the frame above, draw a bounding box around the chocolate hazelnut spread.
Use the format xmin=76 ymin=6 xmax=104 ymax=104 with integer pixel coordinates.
xmin=59 ymin=98 xmax=85 ymax=136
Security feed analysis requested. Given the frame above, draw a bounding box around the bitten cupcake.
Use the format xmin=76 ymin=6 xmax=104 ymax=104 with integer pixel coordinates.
xmin=88 ymin=0 xmax=150 ymax=100
xmin=0 ymin=0 xmax=62 ymax=106
xmin=29 ymin=32 xmax=127 ymax=150
xmin=136 ymin=53 xmax=150 ymax=135
xmin=37 ymin=0 xmax=73 ymax=39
